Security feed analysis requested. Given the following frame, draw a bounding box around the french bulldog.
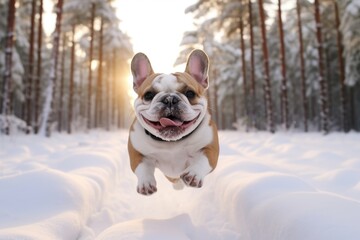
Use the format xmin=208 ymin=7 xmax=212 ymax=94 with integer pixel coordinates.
xmin=128 ymin=49 xmax=219 ymax=195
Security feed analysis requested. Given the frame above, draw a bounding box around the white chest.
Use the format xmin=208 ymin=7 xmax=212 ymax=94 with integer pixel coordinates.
xmin=130 ymin=115 xmax=213 ymax=178
xmin=145 ymin=145 xmax=194 ymax=177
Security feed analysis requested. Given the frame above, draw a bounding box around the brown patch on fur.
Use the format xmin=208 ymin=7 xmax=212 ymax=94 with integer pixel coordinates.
xmin=173 ymin=72 xmax=209 ymax=106
xmin=128 ymin=120 xmax=143 ymax=172
xmin=173 ymin=72 xmax=206 ymax=96
xmin=202 ymin=119 xmax=219 ymax=170
xmin=136 ymin=73 xmax=161 ymax=96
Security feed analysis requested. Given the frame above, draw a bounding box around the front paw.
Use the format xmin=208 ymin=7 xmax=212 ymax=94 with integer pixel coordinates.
xmin=134 ymin=162 xmax=157 ymax=195
xmin=137 ymin=181 xmax=157 ymax=195
xmin=181 ymin=172 xmax=203 ymax=188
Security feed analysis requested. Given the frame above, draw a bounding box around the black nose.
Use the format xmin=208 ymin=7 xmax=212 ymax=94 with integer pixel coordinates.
xmin=161 ymin=95 xmax=180 ymax=107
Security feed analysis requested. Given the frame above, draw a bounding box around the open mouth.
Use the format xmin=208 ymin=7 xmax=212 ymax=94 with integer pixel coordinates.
xmin=142 ymin=114 xmax=199 ymax=131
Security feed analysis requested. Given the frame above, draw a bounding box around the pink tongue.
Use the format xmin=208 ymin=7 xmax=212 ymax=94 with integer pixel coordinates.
xmin=159 ymin=118 xmax=183 ymax=127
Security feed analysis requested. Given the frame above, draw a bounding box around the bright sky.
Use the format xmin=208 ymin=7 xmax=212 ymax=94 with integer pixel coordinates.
xmin=43 ymin=0 xmax=196 ymax=100
xmin=44 ymin=0 xmax=196 ymax=73
xmin=115 ymin=0 xmax=196 ymax=73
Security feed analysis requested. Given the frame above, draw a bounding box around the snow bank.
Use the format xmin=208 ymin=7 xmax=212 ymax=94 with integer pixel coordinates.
xmin=97 ymin=214 xmax=209 ymax=240
xmin=206 ymin=163 xmax=360 ymax=240
xmin=0 ymin=114 xmax=29 ymax=134
xmin=0 ymin=132 xmax=121 ymax=239
xmin=1 ymin=131 xmax=360 ymax=239
xmin=204 ymin=132 xmax=360 ymax=240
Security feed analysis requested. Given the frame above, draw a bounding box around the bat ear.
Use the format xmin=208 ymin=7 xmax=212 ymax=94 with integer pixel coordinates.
xmin=185 ymin=49 xmax=209 ymax=89
xmin=131 ymin=53 xmax=154 ymax=92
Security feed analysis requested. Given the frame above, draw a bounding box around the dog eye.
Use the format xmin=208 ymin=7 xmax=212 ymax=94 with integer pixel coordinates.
xmin=185 ymin=90 xmax=196 ymax=99
xmin=144 ymin=91 xmax=155 ymax=101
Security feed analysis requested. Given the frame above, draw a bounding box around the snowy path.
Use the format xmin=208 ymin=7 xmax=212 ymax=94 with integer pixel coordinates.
xmin=1 ymin=131 xmax=360 ymax=239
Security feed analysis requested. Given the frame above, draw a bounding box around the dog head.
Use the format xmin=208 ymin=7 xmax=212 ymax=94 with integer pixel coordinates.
xmin=131 ymin=49 xmax=210 ymax=141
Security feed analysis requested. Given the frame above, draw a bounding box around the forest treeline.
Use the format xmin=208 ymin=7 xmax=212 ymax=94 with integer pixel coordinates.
xmin=1 ymin=0 xmax=360 ymax=135
xmin=0 ymin=0 xmax=133 ymax=136
xmin=176 ymin=0 xmax=360 ymax=133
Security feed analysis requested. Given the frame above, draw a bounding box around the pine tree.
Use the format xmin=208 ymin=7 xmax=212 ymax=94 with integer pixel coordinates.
xmin=296 ymin=0 xmax=308 ymax=132
xmin=314 ymin=0 xmax=329 ymax=133
xmin=100 ymin=23 xmax=133 ymax=128
xmin=111 ymin=50 xmax=117 ymax=127
xmin=24 ymin=0 xmax=37 ymax=130
xmin=87 ymin=2 xmax=96 ymax=130
xmin=248 ymin=0 xmax=257 ymax=129
xmin=62 ymin=0 xmax=117 ymax=131
xmin=38 ymin=0 xmax=64 ymax=137
xmin=58 ymin=33 xmax=66 ymax=132
xmin=239 ymin=0 xmax=248 ymax=130
xmin=277 ymin=0 xmax=289 ymax=129
xmin=333 ymin=0 xmax=347 ymax=132
xmin=1 ymin=0 xmax=17 ymax=134
xmin=68 ymin=25 xmax=76 ymax=134
xmin=34 ymin=0 xmax=43 ymax=134
xmin=339 ymin=0 xmax=360 ymax=130
xmin=213 ymin=68 xmax=220 ymax=127
xmin=105 ymin=54 xmax=110 ymax=131
xmin=258 ymin=0 xmax=275 ymax=133
xmin=95 ymin=17 xmax=104 ymax=129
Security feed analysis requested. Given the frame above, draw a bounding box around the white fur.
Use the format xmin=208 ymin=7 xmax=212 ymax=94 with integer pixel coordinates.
xmin=129 ymin=113 xmax=214 ymax=189
xmin=152 ymin=74 xmax=182 ymax=92
xmin=134 ymin=161 xmax=156 ymax=194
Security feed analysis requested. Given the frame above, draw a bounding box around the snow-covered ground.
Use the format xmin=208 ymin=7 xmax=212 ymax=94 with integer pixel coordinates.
xmin=1 ymin=130 xmax=360 ymax=240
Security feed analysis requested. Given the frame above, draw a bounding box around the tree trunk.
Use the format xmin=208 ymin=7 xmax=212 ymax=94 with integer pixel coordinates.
xmin=58 ymin=33 xmax=66 ymax=132
xmin=278 ymin=0 xmax=289 ymax=129
xmin=213 ymin=69 xmax=220 ymax=127
xmin=34 ymin=0 xmax=43 ymax=134
xmin=87 ymin=3 xmax=96 ymax=130
xmin=324 ymin=35 xmax=333 ymax=124
xmin=232 ymin=85 xmax=237 ymax=127
xmin=333 ymin=0 xmax=347 ymax=132
xmin=68 ymin=25 xmax=76 ymax=134
xmin=248 ymin=0 xmax=256 ymax=129
xmin=95 ymin=17 xmax=104 ymax=128
xmin=349 ymin=87 xmax=355 ymax=130
xmin=221 ymin=101 xmax=226 ymax=130
xmin=117 ymin=92 xmax=123 ymax=128
xmin=79 ymin=64 xmax=85 ymax=119
xmin=314 ymin=0 xmax=329 ymax=134
xmin=38 ymin=0 xmax=64 ymax=137
xmin=1 ymin=0 xmax=16 ymax=135
xmin=207 ymin=81 xmax=213 ymax=119
xmin=112 ymin=50 xmax=117 ymax=127
xmin=258 ymin=0 xmax=275 ymax=133
xmin=105 ymin=58 xmax=110 ymax=131
xmin=296 ymin=0 xmax=308 ymax=132
xmin=24 ymin=0 xmax=37 ymax=130
xmin=239 ymin=1 xmax=248 ymax=131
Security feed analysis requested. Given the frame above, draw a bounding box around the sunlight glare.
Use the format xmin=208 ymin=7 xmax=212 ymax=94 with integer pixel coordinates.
xmin=116 ymin=0 xmax=196 ymax=74
xmin=90 ymin=60 xmax=99 ymax=71
xmin=127 ymin=74 xmax=137 ymax=108
xmin=42 ymin=0 xmax=197 ymax=111
xmin=116 ymin=0 xmax=197 ymax=109
xmin=43 ymin=0 xmax=56 ymax=36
